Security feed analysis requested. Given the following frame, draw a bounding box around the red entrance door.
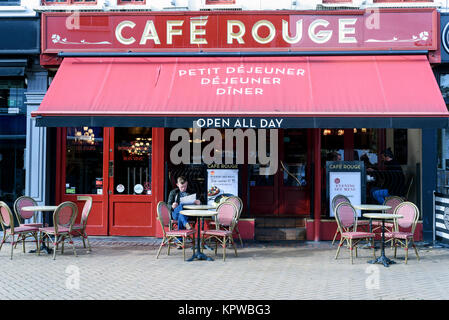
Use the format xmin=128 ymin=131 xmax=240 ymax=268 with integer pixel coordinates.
xmin=56 ymin=127 xmax=164 ymax=236
xmin=248 ymin=129 xmax=312 ymax=216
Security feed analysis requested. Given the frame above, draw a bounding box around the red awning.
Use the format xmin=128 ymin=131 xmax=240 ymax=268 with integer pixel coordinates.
xmin=33 ymin=55 xmax=449 ymax=127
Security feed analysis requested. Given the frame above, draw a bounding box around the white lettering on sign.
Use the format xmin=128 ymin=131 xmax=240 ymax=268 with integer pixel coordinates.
xmin=282 ymin=19 xmax=303 ymax=44
xmin=308 ymin=19 xmax=333 ymax=44
xmin=227 ymin=20 xmax=246 ymax=44
xmin=339 ymin=18 xmax=357 ymax=44
xmin=252 ymin=20 xmax=276 ymax=44
xmin=190 ymin=19 xmax=208 ymax=45
xmin=140 ymin=20 xmax=160 ymax=45
xmin=114 ymin=18 xmax=361 ymax=46
xmin=167 ymin=20 xmax=184 ymax=45
xmin=116 ymin=20 xmax=136 ymax=45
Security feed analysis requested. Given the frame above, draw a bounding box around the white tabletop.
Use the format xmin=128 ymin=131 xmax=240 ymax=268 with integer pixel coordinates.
xmin=183 ymin=205 xmax=216 ymax=210
xmin=353 ymin=204 xmax=391 ymax=211
xmin=180 ymin=210 xmax=217 ymax=217
xmin=363 ymin=213 xmax=403 ymax=219
xmin=21 ymin=206 xmax=58 ymax=212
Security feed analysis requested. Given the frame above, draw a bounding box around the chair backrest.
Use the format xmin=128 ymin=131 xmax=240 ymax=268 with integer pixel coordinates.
xmin=77 ymin=196 xmax=93 ymax=228
xmin=332 ymin=194 xmax=350 ymax=210
xmin=383 ymin=196 xmax=404 ymax=215
xmin=13 ymin=196 xmax=38 ymax=223
xmin=53 ymin=202 xmax=78 ymax=233
xmin=393 ymin=201 xmax=419 ymax=233
xmin=0 ymin=201 xmax=15 ymax=233
xmin=156 ymin=201 xmax=172 ymax=235
xmin=226 ymin=196 xmax=243 ymax=219
xmin=215 ymin=201 xmax=238 ymax=231
xmin=334 ymin=202 xmax=358 ymax=233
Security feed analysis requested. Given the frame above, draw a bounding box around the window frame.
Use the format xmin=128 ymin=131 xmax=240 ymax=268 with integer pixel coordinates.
xmin=205 ymin=0 xmax=236 ymax=4
xmin=117 ymin=0 xmax=146 ymax=5
xmin=41 ymin=0 xmax=98 ymax=5
xmin=0 ymin=0 xmax=21 ymax=6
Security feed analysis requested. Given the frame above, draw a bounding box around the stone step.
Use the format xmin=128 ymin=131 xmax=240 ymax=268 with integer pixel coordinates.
xmin=255 ymin=217 xmax=306 ymax=228
xmin=255 ymin=227 xmax=307 ymax=241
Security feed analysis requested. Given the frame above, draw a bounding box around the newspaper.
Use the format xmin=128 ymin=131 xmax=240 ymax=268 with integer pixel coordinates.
xmin=180 ymin=194 xmax=196 ymax=205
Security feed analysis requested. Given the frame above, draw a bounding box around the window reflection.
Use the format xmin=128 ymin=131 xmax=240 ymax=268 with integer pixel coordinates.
xmin=66 ymin=127 xmax=103 ymax=194
xmin=114 ymin=128 xmax=152 ymax=195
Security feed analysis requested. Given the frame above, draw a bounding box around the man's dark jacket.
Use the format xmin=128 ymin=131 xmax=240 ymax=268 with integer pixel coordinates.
xmin=167 ymin=187 xmax=197 ymax=213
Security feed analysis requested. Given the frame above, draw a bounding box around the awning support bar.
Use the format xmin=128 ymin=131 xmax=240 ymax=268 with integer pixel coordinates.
xmin=57 ymin=50 xmax=429 ymax=58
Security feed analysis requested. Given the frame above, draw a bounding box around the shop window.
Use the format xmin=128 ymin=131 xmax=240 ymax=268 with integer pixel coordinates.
xmin=439 ymin=73 xmax=449 ymax=103
xmin=393 ymin=129 xmax=408 ymax=165
xmin=0 ymin=133 xmax=25 ymax=210
xmin=354 ymin=128 xmax=378 ymax=168
xmin=322 ymin=0 xmax=352 ymax=3
xmin=372 ymin=0 xmax=432 ymax=2
xmin=282 ymin=130 xmax=308 ymax=187
xmin=117 ymin=0 xmax=145 ymax=4
xmin=0 ymin=80 xmax=26 ymax=115
xmin=206 ymin=0 xmax=236 ymax=4
xmin=41 ymin=0 xmax=96 ymax=5
xmin=321 ymin=129 xmax=345 ymax=162
xmin=0 ymin=0 xmax=21 ymax=5
xmin=65 ymin=127 xmax=104 ymax=195
xmin=114 ymin=128 xmax=152 ymax=195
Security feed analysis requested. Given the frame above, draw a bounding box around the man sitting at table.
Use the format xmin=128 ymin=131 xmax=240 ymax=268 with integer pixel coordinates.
xmin=167 ymin=176 xmax=200 ymax=230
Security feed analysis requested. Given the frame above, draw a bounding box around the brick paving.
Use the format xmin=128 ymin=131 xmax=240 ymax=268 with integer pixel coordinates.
xmin=0 ymin=236 xmax=448 ymax=300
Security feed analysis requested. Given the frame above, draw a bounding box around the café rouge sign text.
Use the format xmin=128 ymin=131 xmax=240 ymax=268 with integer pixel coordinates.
xmin=115 ymin=18 xmax=359 ymax=46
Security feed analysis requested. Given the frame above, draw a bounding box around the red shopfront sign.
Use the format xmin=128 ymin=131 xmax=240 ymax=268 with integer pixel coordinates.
xmin=42 ymin=9 xmax=438 ymax=54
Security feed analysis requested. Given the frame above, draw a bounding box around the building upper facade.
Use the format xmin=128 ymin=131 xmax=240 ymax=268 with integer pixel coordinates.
xmin=1 ymin=0 xmax=447 ymax=15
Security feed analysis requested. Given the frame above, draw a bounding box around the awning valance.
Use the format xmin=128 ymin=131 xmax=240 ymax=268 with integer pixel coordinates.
xmin=33 ymin=55 xmax=449 ymax=128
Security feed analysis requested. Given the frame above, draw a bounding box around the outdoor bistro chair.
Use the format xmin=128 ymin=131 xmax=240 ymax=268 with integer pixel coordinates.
xmin=0 ymin=201 xmax=39 ymax=259
xmin=201 ymin=201 xmax=239 ymax=261
xmin=38 ymin=201 xmax=78 ymax=260
xmin=331 ymin=195 xmax=370 ymax=245
xmin=71 ymin=196 xmax=93 ymax=253
xmin=209 ymin=196 xmax=244 ymax=247
xmin=156 ymin=201 xmax=195 ymax=261
xmin=334 ymin=202 xmax=376 ymax=264
xmin=385 ymin=201 xmax=420 ymax=264
xmin=13 ymin=196 xmax=43 ymax=228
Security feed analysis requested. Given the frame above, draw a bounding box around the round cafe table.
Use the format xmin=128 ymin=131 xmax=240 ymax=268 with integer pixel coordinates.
xmin=182 ymin=204 xmax=216 ymax=251
xmin=180 ymin=209 xmax=217 ymax=261
xmin=363 ymin=213 xmax=403 ymax=267
xmin=21 ymin=205 xmax=58 ymax=254
xmin=183 ymin=205 xmax=216 ymax=210
xmin=352 ymin=204 xmax=391 ymax=233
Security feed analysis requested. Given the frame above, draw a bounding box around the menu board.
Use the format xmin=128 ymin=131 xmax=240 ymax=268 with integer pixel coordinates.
xmin=207 ymin=169 xmax=239 ymax=206
xmin=326 ymin=161 xmax=366 ymax=217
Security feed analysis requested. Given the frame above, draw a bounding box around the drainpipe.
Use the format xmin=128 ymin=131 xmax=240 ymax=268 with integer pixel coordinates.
xmin=314 ymin=128 xmax=321 ymax=241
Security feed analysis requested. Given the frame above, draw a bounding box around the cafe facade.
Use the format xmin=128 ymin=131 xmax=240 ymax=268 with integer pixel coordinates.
xmin=33 ymin=8 xmax=448 ymax=241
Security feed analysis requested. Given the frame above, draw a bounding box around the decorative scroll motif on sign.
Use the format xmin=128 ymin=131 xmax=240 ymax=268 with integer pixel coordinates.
xmin=365 ymin=31 xmax=429 ymax=43
xmin=51 ymin=34 xmax=111 ymax=45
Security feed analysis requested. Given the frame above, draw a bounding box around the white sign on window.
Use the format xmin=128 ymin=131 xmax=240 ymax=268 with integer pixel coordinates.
xmin=329 ymin=171 xmax=362 ymax=217
xmin=207 ymin=169 xmax=239 ymax=206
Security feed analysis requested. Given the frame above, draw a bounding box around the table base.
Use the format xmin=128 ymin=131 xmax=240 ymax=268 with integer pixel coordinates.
xmin=29 ymin=244 xmax=53 ymax=255
xmin=368 ymin=254 xmax=396 ymax=267
xmin=187 ymin=251 xmax=214 ymax=262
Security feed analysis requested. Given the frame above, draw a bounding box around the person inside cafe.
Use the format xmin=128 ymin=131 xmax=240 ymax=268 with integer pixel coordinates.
xmin=168 ymin=176 xmax=200 ymax=230
xmin=368 ymin=148 xmax=405 ymax=204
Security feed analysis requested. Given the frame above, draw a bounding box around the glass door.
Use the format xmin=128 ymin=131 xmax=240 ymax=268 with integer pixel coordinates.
xmin=107 ymin=127 xmax=156 ymax=236
xmin=278 ymin=129 xmax=311 ymax=216
xmin=61 ymin=127 xmax=109 ymax=235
